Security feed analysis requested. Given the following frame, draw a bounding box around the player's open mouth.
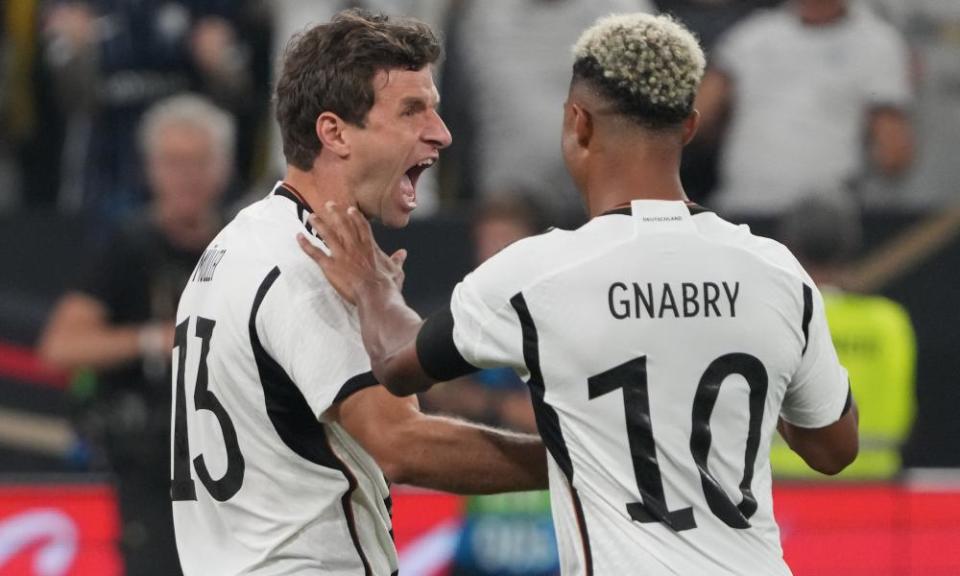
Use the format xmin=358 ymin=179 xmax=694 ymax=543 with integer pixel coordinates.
xmin=401 ymin=157 xmax=436 ymax=209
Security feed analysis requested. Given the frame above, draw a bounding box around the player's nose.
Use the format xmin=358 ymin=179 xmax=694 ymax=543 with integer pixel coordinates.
xmin=424 ymin=109 xmax=452 ymax=149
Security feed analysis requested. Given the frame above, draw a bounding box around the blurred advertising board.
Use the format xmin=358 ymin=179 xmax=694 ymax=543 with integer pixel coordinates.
xmin=0 ymin=483 xmax=121 ymax=576
xmin=1 ymin=481 xmax=958 ymax=575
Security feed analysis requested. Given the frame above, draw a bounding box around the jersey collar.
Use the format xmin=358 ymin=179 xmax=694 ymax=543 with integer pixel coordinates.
xmin=272 ymin=181 xmax=318 ymax=236
xmin=600 ymin=200 xmax=711 ymax=218
xmin=602 ymin=199 xmax=708 ymax=234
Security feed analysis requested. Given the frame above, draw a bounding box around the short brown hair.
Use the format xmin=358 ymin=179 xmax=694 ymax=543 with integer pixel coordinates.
xmin=275 ymin=9 xmax=441 ymax=170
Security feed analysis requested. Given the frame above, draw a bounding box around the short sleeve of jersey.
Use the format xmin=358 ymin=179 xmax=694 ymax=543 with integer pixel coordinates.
xmin=255 ymin=275 xmax=374 ymax=419
xmin=781 ymin=284 xmax=850 ymax=428
xmin=859 ymin=18 xmax=911 ymax=108
xmin=447 ymin=252 xmax=531 ymax=374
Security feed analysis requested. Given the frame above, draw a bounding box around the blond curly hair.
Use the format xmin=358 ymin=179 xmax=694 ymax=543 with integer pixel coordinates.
xmin=572 ymin=13 xmax=705 ymax=128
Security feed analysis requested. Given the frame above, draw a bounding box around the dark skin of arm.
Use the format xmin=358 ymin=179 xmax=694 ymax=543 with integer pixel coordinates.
xmin=778 ymin=403 xmax=859 ymax=476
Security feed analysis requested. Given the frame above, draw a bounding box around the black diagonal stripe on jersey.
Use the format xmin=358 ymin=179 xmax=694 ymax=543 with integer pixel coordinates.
xmin=801 ymin=284 xmax=814 ymax=355
xmin=248 ymin=266 xmax=371 ymax=576
xmin=333 ymin=371 xmax=380 ymax=404
xmin=417 ymin=304 xmax=480 ymax=381
xmin=511 ymin=292 xmax=594 ymax=574
xmin=385 ymin=494 xmax=395 ymax=543
xmin=509 ymin=292 xmax=574 ymax=481
xmin=384 ymin=494 xmax=393 ymax=517
xmin=570 ymin=487 xmax=595 ymax=576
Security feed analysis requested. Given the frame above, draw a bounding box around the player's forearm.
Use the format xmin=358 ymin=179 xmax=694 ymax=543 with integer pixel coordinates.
xmin=388 ymin=414 xmax=548 ymax=494
xmin=778 ymin=403 xmax=859 ymax=476
xmin=355 ymin=278 xmax=434 ymax=396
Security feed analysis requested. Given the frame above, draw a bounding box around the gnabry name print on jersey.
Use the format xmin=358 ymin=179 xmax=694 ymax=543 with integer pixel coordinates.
xmin=607 ymin=280 xmax=740 ymax=319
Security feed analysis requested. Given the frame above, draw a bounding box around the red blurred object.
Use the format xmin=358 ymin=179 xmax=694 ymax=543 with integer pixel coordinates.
xmin=776 ymin=483 xmax=960 ymax=576
xmin=392 ymin=487 xmax=464 ymax=576
xmin=1 ymin=481 xmax=957 ymax=575
xmin=0 ymin=342 xmax=69 ymax=389
xmin=0 ymin=484 xmax=122 ymax=576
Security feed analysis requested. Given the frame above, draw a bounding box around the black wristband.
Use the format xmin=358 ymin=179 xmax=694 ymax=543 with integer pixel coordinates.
xmin=416 ymin=305 xmax=479 ymax=382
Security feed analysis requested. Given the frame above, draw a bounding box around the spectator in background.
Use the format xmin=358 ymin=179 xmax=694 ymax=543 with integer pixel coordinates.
xmin=441 ymin=0 xmax=655 ymax=228
xmin=771 ymin=192 xmax=916 ymax=479
xmin=695 ymin=0 xmax=914 ymax=217
xmin=862 ymin=0 xmax=960 ymax=209
xmin=42 ymin=0 xmax=269 ymax=224
xmin=39 ymin=95 xmax=233 ymax=576
xmin=654 ymin=0 xmax=786 ymax=203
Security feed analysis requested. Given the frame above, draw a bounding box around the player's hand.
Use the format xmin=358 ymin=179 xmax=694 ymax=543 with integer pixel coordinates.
xmin=297 ymin=202 xmax=407 ymax=304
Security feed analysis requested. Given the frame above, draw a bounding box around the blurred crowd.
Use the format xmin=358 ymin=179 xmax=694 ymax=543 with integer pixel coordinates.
xmin=1 ymin=0 xmax=958 ymax=574
xmin=1 ymin=0 xmax=957 ymax=227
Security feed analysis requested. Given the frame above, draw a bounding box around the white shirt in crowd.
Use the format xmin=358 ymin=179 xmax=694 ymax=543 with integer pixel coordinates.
xmin=712 ymin=2 xmax=911 ymax=216
xmin=862 ymin=0 xmax=960 ymax=208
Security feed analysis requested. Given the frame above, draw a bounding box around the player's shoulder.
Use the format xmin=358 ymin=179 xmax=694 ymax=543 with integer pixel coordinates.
xmin=460 ymin=226 xmax=581 ymax=303
xmin=698 ymin=212 xmax=811 ymax=284
xmin=217 ymin=192 xmax=338 ymax=298
xmin=462 ymin=216 xmax=633 ymax=305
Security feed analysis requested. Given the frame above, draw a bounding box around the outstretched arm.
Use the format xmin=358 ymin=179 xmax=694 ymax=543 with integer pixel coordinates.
xmin=297 ymin=203 xmax=437 ymax=396
xmin=328 ymin=385 xmax=547 ymax=493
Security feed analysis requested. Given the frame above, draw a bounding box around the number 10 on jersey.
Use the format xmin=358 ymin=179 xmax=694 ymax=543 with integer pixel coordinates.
xmin=588 ymin=353 xmax=767 ymax=531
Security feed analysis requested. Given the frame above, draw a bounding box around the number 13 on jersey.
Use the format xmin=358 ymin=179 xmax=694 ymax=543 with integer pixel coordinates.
xmin=171 ymin=316 xmax=246 ymax=502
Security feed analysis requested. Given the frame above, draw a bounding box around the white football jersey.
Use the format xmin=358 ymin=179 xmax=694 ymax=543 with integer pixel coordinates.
xmin=171 ymin=183 xmax=396 ymax=575
xmin=420 ymin=200 xmax=849 ymax=575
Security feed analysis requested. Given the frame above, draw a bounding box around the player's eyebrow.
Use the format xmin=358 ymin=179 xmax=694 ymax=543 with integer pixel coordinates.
xmin=400 ymin=97 xmax=426 ymax=113
xmin=400 ymin=95 xmax=440 ymax=113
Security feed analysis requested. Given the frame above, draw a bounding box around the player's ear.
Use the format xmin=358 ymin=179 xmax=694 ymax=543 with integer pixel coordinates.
xmin=682 ymin=110 xmax=700 ymax=146
xmin=316 ymin=112 xmax=350 ymax=158
xmin=572 ymin=102 xmax=594 ymax=149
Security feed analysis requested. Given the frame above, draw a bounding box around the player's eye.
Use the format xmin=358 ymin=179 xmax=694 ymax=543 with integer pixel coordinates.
xmin=401 ymin=100 xmax=426 ymax=117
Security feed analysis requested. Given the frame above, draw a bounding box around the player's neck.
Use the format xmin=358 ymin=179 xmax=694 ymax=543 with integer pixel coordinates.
xmin=284 ymin=163 xmax=356 ymax=213
xmin=584 ymin=151 xmax=687 ymax=218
